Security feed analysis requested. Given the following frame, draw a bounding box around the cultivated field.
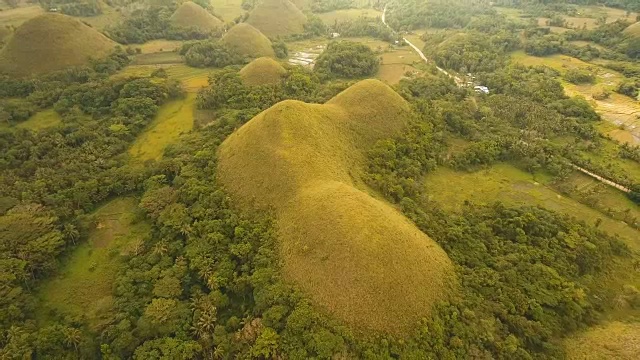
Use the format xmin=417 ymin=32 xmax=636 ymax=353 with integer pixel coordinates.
xmin=129 ymin=93 xmax=195 ymax=162
xmin=36 ymin=197 xmax=149 ymax=329
xmin=114 ymin=64 xmax=213 ymax=92
xmin=423 ymin=163 xmax=640 ymax=250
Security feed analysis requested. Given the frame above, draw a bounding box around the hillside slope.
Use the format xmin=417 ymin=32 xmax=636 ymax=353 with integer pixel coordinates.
xmin=624 ymin=21 xmax=640 ymax=38
xmin=218 ymin=79 xmax=455 ymax=334
xmin=246 ymin=0 xmax=307 ymax=38
xmin=221 ymin=22 xmax=275 ymax=58
xmin=239 ymin=57 xmax=286 ymax=85
xmin=565 ymin=322 xmax=640 ymax=359
xmin=0 ymin=14 xmax=115 ymax=77
xmin=170 ymin=1 xmax=222 ymax=32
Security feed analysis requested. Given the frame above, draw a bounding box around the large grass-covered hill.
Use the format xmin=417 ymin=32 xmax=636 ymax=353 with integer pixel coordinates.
xmin=239 ymin=57 xmax=286 ymax=85
xmin=246 ymin=0 xmax=307 ymax=38
xmin=170 ymin=1 xmax=223 ymax=32
xmin=221 ymin=22 xmax=275 ymax=58
xmin=0 ymin=13 xmax=115 ymax=77
xmin=218 ymin=79 xmax=455 ymax=334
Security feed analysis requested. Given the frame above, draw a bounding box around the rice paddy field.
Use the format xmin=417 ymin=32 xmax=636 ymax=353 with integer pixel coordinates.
xmin=16 ymin=108 xmax=61 ymax=131
xmin=423 ymin=163 xmax=640 ymax=251
xmin=128 ymin=93 xmax=196 ymax=162
xmin=36 ymin=197 xmax=149 ymax=330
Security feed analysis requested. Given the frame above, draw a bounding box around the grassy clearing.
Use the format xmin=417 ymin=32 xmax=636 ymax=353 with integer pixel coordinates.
xmin=564 ymin=322 xmax=640 ymax=360
xmin=218 ymin=79 xmax=455 ymax=334
xmin=16 ymin=109 xmax=61 ymax=130
xmin=377 ymin=63 xmax=419 ymax=84
xmin=131 ymin=51 xmax=184 ymax=65
xmin=317 ymin=8 xmax=382 ymax=24
xmin=37 ymin=197 xmax=148 ymax=329
xmin=114 ymin=64 xmax=213 ymax=92
xmin=129 ymin=93 xmax=195 ymax=161
xmin=138 ymin=39 xmax=184 ymax=54
xmin=422 ymin=163 xmax=640 ymax=251
xmin=209 ymin=0 xmax=243 ymax=22
xmin=246 ymin=0 xmax=306 ymax=38
xmin=0 ymin=5 xmax=43 ymax=27
xmin=0 ymin=13 xmax=115 ymax=77
xmin=79 ymin=0 xmax=123 ymax=30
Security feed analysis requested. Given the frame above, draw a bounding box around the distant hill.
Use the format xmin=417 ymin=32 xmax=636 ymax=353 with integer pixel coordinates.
xmin=239 ymin=57 xmax=286 ymax=85
xmin=170 ymin=1 xmax=222 ymax=32
xmin=221 ymin=23 xmax=274 ymax=58
xmin=0 ymin=14 xmax=116 ymax=77
xmin=218 ymin=79 xmax=455 ymax=334
xmin=246 ymin=0 xmax=307 ymax=38
xmin=623 ymin=21 xmax=640 ymax=38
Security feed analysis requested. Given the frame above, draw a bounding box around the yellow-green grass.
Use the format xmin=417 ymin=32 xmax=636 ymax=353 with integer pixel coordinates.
xmin=317 ymin=8 xmax=382 ymax=25
xmin=129 ymin=93 xmax=195 ymax=161
xmin=138 ymin=39 xmax=184 ymax=54
xmin=377 ymin=63 xmax=420 ymax=84
xmin=0 ymin=13 xmax=116 ymax=77
xmin=423 ymin=163 xmax=640 ymax=251
xmin=624 ymin=22 xmax=640 ymax=38
xmin=79 ymin=0 xmax=123 ymax=30
xmin=246 ymin=0 xmax=306 ymax=38
xmin=131 ymin=51 xmax=184 ymax=65
xmin=221 ymin=22 xmax=274 ymax=58
xmin=239 ymin=57 xmax=286 ymax=86
xmin=171 ymin=1 xmax=222 ymax=32
xmin=37 ymin=197 xmax=149 ymax=329
xmin=564 ymin=322 xmax=640 ymax=360
xmin=209 ymin=0 xmax=244 ymax=22
xmin=16 ymin=109 xmax=61 ymax=130
xmin=597 ymin=121 xmax=640 ymax=145
xmin=579 ymin=137 xmax=640 ymax=182
xmin=218 ymin=79 xmax=455 ymax=334
xmin=114 ymin=64 xmax=213 ymax=92
xmin=0 ymin=5 xmax=43 ymax=27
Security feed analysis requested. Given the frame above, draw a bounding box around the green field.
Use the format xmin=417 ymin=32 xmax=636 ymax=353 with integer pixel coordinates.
xmin=423 ymin=163 xmax=640 ymax=251
xmin=564 ymin=322 xmax=640 ymax=360
xmin=37 ymin=197 xmax=148 ymax=329
xmin=209 ymin=0 xmax=243 ymax=22
xmin=317 ymin=8 xmax=382 ymax=24
xmin=129 ymin=93 xmax=195 ymax=161
xmin=16 ymin=108 xmax=61 ymax=130
xmin=131 ymin=51 xmax=184 ymax=65
xmin=114 ymin=64 xmax=214 ymax=92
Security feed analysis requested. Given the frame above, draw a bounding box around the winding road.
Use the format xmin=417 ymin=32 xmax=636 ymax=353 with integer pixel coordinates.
xmin=380 ymin=5 xmax=633 ymax=194
xmin=381 ymin=5 xmax=463 ymax=85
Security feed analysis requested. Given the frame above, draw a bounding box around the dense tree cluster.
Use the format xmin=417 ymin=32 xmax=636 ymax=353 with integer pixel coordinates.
xmin=314 ymin=41 xmax=379 ymax=79
xmin=39 ymin=0 xmax=103 ymax=16
xmin=179 ymin=41 xmax=245 ymax=68
xmin=332 ymin=17 xmax=397 ymax=42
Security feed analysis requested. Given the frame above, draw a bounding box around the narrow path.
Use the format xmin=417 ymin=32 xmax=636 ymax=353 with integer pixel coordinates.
xmin=382 ymin=5 xmax=463 ymax=85
xmin=571 ymin=165 xmax=632 ymax=193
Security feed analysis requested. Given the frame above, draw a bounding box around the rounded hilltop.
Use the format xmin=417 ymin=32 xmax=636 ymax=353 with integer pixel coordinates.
xmin=221 ymin=23 xmax=275 ymax=59
xmin=0 ymin=13 xmax=116 ymax=77
xmin=170 ymin=1 xmax=222 ymax=32
xmin=246 ymin=0 xmax=307 ymax=38
xmin=217 ymin=79 xmax=456 ymax=335
xmin=239 ymin=57 xmax=286 ymax=86
xmin=623 ymin=22 xmax=640 ymax=38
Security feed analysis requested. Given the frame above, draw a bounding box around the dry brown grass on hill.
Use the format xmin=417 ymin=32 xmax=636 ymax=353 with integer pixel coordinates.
xmin=624 ymin=22 xmax=640 ymax=38
xmin=218 ymin=79 xmax=455 ymax=334
xmin=221 ymin=22 xmax=275 ymax=58
xmin=170 ymin=1 xmax=222 ymax=32
xmin=239 ymin=57 xmax=286 ymax=85
xmin=0 ymin=14 xmax=115 ymax=77
xmin=246 ymin=0 xmax=307 ymax=38
xmin=565 ymin=322 xmax=640 ymax=359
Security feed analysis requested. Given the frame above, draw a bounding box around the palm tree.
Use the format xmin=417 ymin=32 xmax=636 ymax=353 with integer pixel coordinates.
xmin=62 ymin=327 xmax=82 ymax=352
